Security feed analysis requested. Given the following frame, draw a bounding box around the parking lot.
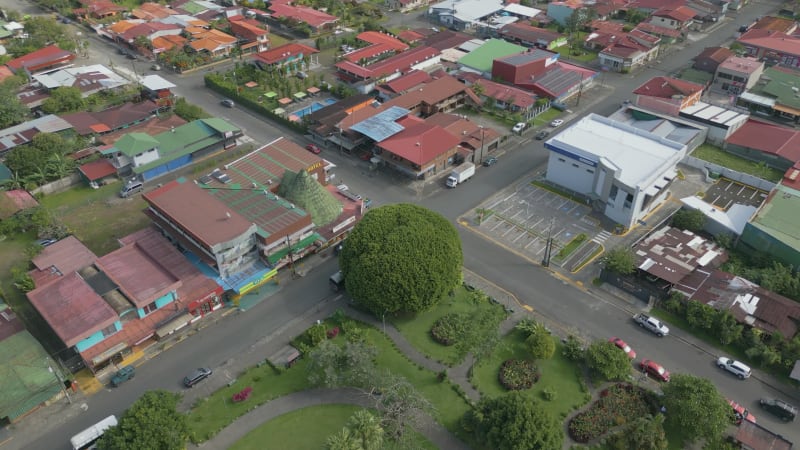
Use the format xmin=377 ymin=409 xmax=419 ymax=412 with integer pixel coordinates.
xmin=704 ymin=178 xmax=768 ymax=210
xmin=475 ymin=183 xmax=607 ymax=269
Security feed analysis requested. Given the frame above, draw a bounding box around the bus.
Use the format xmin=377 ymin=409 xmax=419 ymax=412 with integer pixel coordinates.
xmin=69 ymin=415 xmax=117 ymax=450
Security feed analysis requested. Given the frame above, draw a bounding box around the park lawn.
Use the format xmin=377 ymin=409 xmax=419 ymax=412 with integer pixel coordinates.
xmin=39 ymin=183 xmax=151 ymax=256
xmin=532 ymin=108 xmax=562 ymax=127
xmin=390 ymin=285 xmax=505 ymax=366
xmin=691 ymin=144 xmax=783 ymax=182
xmin=187 ymin=359 xmax=313 ymax=443
xmin=362 ymin=326 xmax=472 ymax=432
xmin=230 ymin=404 xmax=437 ymax=450
xmin=472 ymin=328 xmax=589 ymax=419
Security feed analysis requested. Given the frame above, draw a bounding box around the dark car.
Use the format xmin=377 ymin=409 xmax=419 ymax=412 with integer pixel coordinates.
xmin=126 ymin=53 xmax=138 ymax=60
xmin=221 ymin=99 xmax=235 ymax=108
xmin=535 ymin=130 xmax=550 ymax=140
xmin=483 ymin=157 xmax=497 ymax=167
xmin=110 ymin=366 xmax=135 ymax=387
xmin=760 ymin=398 xmax=797 ymax=422
xmin=183 ymin=367 xmax=212 ymax=388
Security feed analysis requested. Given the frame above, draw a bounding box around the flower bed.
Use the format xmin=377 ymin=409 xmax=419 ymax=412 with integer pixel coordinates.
xmin=498 ymin=359 xmax=540 ymax=391
xmin=430 ymin=313 xmax=466 ymax=346
xmin=567 ymin=383 xmax=659 ymax=443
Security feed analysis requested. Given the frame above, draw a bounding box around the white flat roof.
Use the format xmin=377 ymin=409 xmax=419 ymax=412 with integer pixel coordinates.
xmin=141 ymin=74 xmax=176 ymax=90
xmin=429 ymin=0 xmax=505 ymax=22
xmin=503 ymin=4 xmax=541 ymax=17
xmin=680 ymin=101 xmax=749 ymax=126
xmin=546 ymin=113 xmax=685 ymax=188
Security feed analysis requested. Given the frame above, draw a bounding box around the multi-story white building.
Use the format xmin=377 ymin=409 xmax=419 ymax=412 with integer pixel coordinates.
xmin=544 ymin=114 xmax=687 ymax=229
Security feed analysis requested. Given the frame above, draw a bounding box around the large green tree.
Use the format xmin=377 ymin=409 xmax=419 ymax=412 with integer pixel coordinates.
xmin=661 ymin=374 xmax=730 ymax=444
xmin=340 ymin=204 xmax=462 ymax=315
xmin=326 ymin=410 xmax=383 ymax=450
xmin=0 ymin=81 xmax=29 ymax=128
xmin=42 ymin=86 xmax=86 ymax=114
xmin=671 ymin=208 xmax=707 ymax=232
xmin=97 ymin=390 xmax=188 ymax=450
xmin=584 ymin=340 xmax=632 ymax=381
xmin=464 ymin=392 xmax=563 ymax=450
xmin=6 ymin=16 xmax=76 ymax=57
xmin=602 ymin=247 xmax=636 ymax=275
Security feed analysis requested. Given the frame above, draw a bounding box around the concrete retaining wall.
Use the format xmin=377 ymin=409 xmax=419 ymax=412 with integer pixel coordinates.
xmin=31 ymin=173 xmax=82 ymax=196
xmin=682 ymin=155 xmax=776 ymax=191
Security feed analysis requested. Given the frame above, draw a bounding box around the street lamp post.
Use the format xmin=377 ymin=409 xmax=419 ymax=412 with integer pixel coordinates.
xmin=381 ymin=310 xmax=387 ymax=335
xmin=48 ymin=359 xmax=72 ymax=404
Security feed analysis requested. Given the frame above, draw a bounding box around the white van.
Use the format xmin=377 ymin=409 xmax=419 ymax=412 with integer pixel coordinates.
xmin=119 ymin=180 xmax=144 ymax=198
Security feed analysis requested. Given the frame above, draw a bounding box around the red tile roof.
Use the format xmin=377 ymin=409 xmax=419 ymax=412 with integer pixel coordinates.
xmin=385 ymin=74 xmax=471 ymax=110
xmin=0 ymin=190 xmax=38 ymax=219
xmin=752 ymin=15 xmax=798 ymax=34
xmin=6 ymin=45 xmax=76 ymax=73
xmin=30 ymin=236 xmax=98 ymax=283
xmin=143 ymin=180 xmax=255 ymax=248
xmin=694 ymin=46 xmax=735 ymax=64
xmin=268 ymin=3 xmax=338 ymax=28
xmin=336 ymin=46 xmax=440 ymax=80
xmin=0 ymin=66 xmax=14 ymax=83
xmin=397 ymin=30 xmax=424 ymax=43
xmin=229 ymin=17 xmax=269 ymax=40
xmin=738 ymin=29 xmax=800 ymax=57
xmin=130 ymin=2 xmax=176 ymax=20
xmin=652 ymin=6 xmax=696 ymax=22
xmin=380 ymin=70 xmax=432 ymax=94
xmin=251 ymin=43 xmax=318 ymax=65
xmin=377 ymin=122 xmax=460 ymax=166
xmin=120 ymin=22 xmax=182 ymax=42
xmin=27 ymin=272 xmax=118 ymax=347
xmin=633 ymin=76 xmax=704 ymax=98
xmin=78 ymin=159 xmax=117 ymax=181
xmin=725 ymin=119 xmax=800 ymax=163
xmin=781 ymin=162 xmax=800 ymax=191
xmin=634 ymin=22 xmax=682 ymax=38
xmin=356 ymin=31 xmax=408 ymax=51
xmin=499 ymin=23 xmax=562 ymax=44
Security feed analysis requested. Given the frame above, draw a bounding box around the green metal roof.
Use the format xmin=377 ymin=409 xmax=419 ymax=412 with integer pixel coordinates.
xmin=106 ymin=133 xmax=159 ymax=157
xmin=678 ymin=68 xmax=713 ymax=86
xmin=178 ymin=1 xmax=205 ymax=14
xmin=205 ymin=186 xmax=309 ymax=239
xmin=0 ymin=331 xmax=63 ymax=421
xmin=267 ymin=232 xmax=322 ymax=264
xmin=457 ymin=39 xmax=527 ymax=72
xmin=748 ymin=184 xmax=800 ymax=253
xmin=758 ymin=67 xmax=800 ymax=110
xmin=201 ymin=117 xmax=241 ymax=134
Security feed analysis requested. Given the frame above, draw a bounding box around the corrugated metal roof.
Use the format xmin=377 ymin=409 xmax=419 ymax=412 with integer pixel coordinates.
xmin=350 ymin=106 xmax=409 ymax=142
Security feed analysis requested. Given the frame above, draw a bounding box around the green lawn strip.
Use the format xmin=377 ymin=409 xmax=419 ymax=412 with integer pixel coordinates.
xmin=364 ymin=326 xmax=472 ymax=432
xmin=531 ymin=180 xmax=584 ymax=203
xmin=187 ymin=359 xmax=313 ymax=443
xmin=553 ymin=233 xmax=587 ymax=262
xmin=531 ymin=108 xmax=562 ymax=127
xmin=390 ymin=286 xmax=500 ymax=366
xmin=472 ymin=329 xmax=589 ymax=420
xmin=691 ymin=144 xmax=783 ymax=182
xmin=230 ymin=404 xmax=436 ymax=450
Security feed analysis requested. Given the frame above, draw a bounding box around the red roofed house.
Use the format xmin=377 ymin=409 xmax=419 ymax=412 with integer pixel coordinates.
xmin=723 ymin=120 xmax=800 ymax=171
xmin=425 ymin=112 xmax=502 ymax=165
xmin=383 ymin=74 xmax=479 ymax=119
xmin=498 ymin=23 xmax=568 ymax=51
xmin=251 ymin=42 xmax=319 ymax=70
xmin=130 ymin=2 xmax=177 ymax=20
xmin=736 ymin=29 xmax=800 ymax=69
xmin=489 ymin=48 xmax=596 ymax=103
xmin=386 ymin=0 xmax=428 ymax=13
xmin=375 ymin=69 xmax=432 ymax=101
xmin=268 ymin=3 xmax=338 ymax=34
xmin=712 ymin=55 xmax=764 ymax=95
xmin=588 ymin=29 xmax=660 ymax=73
xmin=649 ymin=6 xmax=696 ymax=32
xmin=78 ymin=159 xmax=118 ymax=186
xmin=375 ymin=121 xmax=461 ymax=179
xmin=457 ymin=72 xmax=539 ymax=120
xmin=229 ymin=16 xmax=270 ymax=53
xmin=6 ymin=45 xmax=76 ymax=75
xmin=187 ymin=29 xmax=238 ymax=57
xmin=74 ymin=0 xmax=126 ymax=19
xmin=343 ymin=31 xmax=409 ymax=64
xmin=116 ymin=22 xmax=183 ymax=46
xmin=335 ymin=46 xmax=441 ymax=94
xmin=0 ymin=189 xmax=39 ymax=220
xmin=693 ymin=46 xmax=735 ymax=74
xmin=632 ymin=76 xmax=704 ymax=116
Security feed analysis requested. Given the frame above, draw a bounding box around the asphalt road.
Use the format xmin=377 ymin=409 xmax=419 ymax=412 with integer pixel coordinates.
xmin=10 ymin=0 xmax=799 ymax=448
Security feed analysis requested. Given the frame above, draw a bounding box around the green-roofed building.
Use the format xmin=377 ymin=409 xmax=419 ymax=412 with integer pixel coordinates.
xmin=678 ymin=68 xmax=713 ymax=87
xmin=458 ymin=39 xmax=527 ymax=74
xmin=740 ymin=183 xmax=800 ymax=267
xmin=0 ymin=324 xmax=65 ymax=424
xmin=278 ymin=169 xmax=342 ymax=226
xmin=740 ymin=67 xmax=800 ymax=121
xmin=102 ymin=118 xmax=243 ymax=181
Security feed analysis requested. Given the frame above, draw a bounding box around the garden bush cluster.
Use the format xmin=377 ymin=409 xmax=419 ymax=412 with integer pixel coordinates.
xmin=231 ymin=386 xmax=252 ymax=403
xmin=430 ymin=313 xmax=467 ymax=346
xmin=567 ymin=383 xmax=659 ymax=443
xmin=498 ymin=359 xmax=540 ymax=391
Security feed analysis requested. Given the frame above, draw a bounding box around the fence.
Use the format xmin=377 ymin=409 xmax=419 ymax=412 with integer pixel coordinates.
xmin=31 ymin=173 xmax=82 ymax=196
xmin=682 ymin=155 xmax=776 ymax=191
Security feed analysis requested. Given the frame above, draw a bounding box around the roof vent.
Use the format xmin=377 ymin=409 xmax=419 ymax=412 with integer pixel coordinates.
xmin=225 ymin=212 xmax=231 ymax=219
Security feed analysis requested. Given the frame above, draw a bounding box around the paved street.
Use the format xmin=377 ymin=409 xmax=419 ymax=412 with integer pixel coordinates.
xmin=3 ymin=0 xmax=799 ymax=448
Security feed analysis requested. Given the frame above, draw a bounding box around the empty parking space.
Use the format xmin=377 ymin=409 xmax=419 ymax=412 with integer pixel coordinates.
xmin=704 ymin=178 xmax=768 ymax=210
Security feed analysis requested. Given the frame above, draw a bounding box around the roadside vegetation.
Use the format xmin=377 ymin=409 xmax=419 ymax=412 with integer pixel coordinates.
xmin=692 ymin=144 xmax=784 ymax=182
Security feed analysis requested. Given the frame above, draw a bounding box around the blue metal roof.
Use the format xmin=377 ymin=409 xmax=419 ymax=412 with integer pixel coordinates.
xmin=350 ymin=106 xmax=410 ymax=142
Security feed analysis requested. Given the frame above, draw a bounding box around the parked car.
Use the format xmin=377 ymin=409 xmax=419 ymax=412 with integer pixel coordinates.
xmin=221 ymin=99 xmax=235 ymax=108
xmin=716 ymin=357 xmax=751 ymax=379
xmin=183 ymin=367 xmax=212 ymax=387
xmin=609 ymin=337 xmax=636 ymax=359
xmin=535 ymin=130 xmax=550 ymax=140
xmin=151 ymin=64 xmax=162 ymax=71
xmin=296 ymin=71 xmax=308 ymax=79
xmin=35 ymin=238 xmax=58 ymax=247
xmin=483 ymin=157 xmax=498 ymax=167
xmin=512 ymin=122 xmax=526 ymax=133
xmin=728 ymin=399 xmax=757 ymax=425
xmin=550 ymin=119 xmax=564 ymax=127
xmin=110 ymin=366 xmax=135 ymax=387
xmin=632 ymin=313 xmax=670 ymax=337
xmin=126 ymin=53 xmax=138 ymax=60
xmin=759 ymin=398 xmax=797 ymax=421
xmin=305 ymin=143 xmax=321 ymax=154
xmin=640 ymin=359 xmax=670 ymax=382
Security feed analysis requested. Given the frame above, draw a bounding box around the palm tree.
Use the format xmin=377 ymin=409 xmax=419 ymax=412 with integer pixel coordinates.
xmin=0 ymin=171 xmax=25 ymax=190
xmin=347 ymin=410 xmax=383 ymax=450
xmin=325 ymin=428 xmax=360 ymax=450
xmin=45 ymin=153 xmax=75 ymax=180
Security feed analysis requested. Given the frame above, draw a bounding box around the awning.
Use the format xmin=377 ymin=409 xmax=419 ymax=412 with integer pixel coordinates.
xmin=773 ymin=103 xmax=800 ymax=116
xmin=91 ymin=341 xmax=129 ymax=366
xmin=244 ymin=81 xmax=258 ymax=88
xmin=155 ymin=313 xmax=194 ymax=339
xmin=265 ymin=91 xmax=278 ymax=98
xmin=293 ymin=92 xmax=307 ymax=99
xmin=273 ymin=107 xmax=285 ymax=115
xmin=307 ymin=86 xmax=320 ymax=94
xmin=278 ymin=97 xmax=292 ymax=105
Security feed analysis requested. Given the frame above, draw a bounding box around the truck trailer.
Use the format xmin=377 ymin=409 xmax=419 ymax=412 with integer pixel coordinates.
xmin=445 ymin=162 xmax=475 ymax=188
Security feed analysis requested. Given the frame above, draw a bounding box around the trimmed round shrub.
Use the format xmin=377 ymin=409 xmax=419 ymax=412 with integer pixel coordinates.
xmin=498 ymin=359 xmax=540 ymax=390
xmin=430 ymin=313 xmax=465 ymax=346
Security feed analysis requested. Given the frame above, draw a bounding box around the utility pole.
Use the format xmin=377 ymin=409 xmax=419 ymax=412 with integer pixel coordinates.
xmin=542 ymin=218 xmax=555 ymax=268
xmin=48 ymin=358 xmax=72 ymax=404
xmin=575 ymin=71 xmax=585 ymax=107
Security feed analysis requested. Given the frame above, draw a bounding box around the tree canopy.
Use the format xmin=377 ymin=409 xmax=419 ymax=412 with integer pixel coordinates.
xmin=0 ymin=78 xmax=29 ymax=128
xmin=601 ymin=247 xmax=636 ymax=275
xmin=671 ymin=208 xmax=707 ymax=233
xmin=661 ymin=374 xmax=730 ymax=444
xmin=326 ymin=410 xmax=383 ymax=450
xmin=97 ymin=390 xmax=188 ymax=450
xmin=6 ymin=17 xmax=76 ymax=57
xmin=584 ymin=340 xmax=632 ymax=381
xmin=340 ymin=204 xmax=462 ymax=315
xmin=464 ymin=392 xmax=563 ymax=450
xmin=42 ymin=86 xmax=86 ymax=114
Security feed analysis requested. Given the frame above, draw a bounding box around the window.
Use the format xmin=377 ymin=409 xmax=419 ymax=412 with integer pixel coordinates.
xmin=609 ymin=184 xmax=619 ymax=199
xmin=143 ymin=301 xmax=158 ymax=315
xmin=572 ymin=163 xmax=579 ymax=168
xmin=558 ymin=157 xmax=565 ymax=162
xmin=101 ymin=324 xmax=117 ymax=338
xmin=624 ymin=192 xmax=633 ymax=209
xmin=717 ymin=72 xmax=732 ymax=80
xmin=586 ymin=169 xmax=594 ymax=174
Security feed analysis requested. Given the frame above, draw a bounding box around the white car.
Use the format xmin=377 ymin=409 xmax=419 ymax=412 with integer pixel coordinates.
xmin=512 ymin=122 xmax=526 ymax=133
xmin=717 ymin=357 xmax=751 ymax=379
xmin=550 ymin=119 xmax=564 ymax=127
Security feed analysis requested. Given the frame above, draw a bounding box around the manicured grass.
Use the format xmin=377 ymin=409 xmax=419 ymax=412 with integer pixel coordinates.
xmin=230 ymin=404 xmax=360 ymax=450
xmin=390 ymin=285 xmax=506 ymax=366
xmin=364 ymin=326 xmax=472 ymax=432
xmin=230 ymin=404 xmax=437 ymax=450
xmin=472 ymin=328 xmax=590 ymax=420
xmin=554 ymin=233 xmax=588 ymax=262
xmin=531 ymin=180 xmax=584 ymax=203
xmin=187 ymin=360 xmax=313 ymax=443
xmin=691 ymin=144 xmax=783 ymax=182
xmin=532 ymin=108 xmax=562 ymax=127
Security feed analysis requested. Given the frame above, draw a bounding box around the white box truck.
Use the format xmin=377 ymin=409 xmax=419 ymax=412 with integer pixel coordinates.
xmin=446 ymin=162 xmax=475 ymax=188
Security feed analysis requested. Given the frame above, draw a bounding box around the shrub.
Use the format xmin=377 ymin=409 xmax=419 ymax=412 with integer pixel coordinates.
xmin=327 ymin=327 xmax=340 ymax=339
xmin=562 ymin=335 xmax=584 ymax=361
xmin=527 ymin=330 xmax=556 ymax=359
xmin=542 ymin=387 xmax=557 ymax=401
xmin=231 ymin=387 xmax=253 ymax=403
xmin=568 ymin=383 xmax=658 ymax=443
xmin=498 ymin=359 xmax=540 ymax=391
xmin=430 ymin=313 xmax=466 ymax=346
